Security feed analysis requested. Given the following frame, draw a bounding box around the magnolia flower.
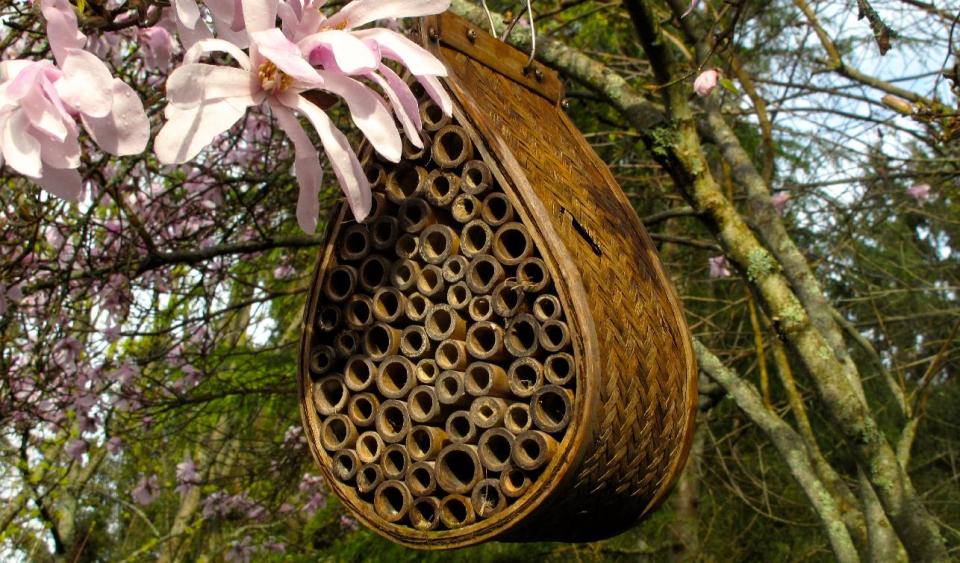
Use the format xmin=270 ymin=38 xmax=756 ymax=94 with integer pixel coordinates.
xmin=693 ymin=69 xmax=720 ymax=97
xmin=65 ymin=438 xmax=88 ymax=461
xmin=131 ymin=475 xmax=161 ymax=506
xmin=0 ymin=0 xmax=149 ymax=200
xmin=681 ymin=0 xmax=699 ymax=18
xmin=176 ymin=453 xmax=201 ymax=494
xmin=906 ymin=183 xmax=932 ymax=203
xmin=139 ymin=26 xmax=177 ymax=70
xmin=709 ymin=255 xmax=732 ymax=278
xmin=770 ymin=191 xmax=791 ymax=215
xmin=106 ymin=436 xmax=123 ymax=455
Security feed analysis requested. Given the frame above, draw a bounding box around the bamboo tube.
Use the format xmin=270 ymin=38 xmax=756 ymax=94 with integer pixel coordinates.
xmin=466 ymin=321 xmax=507 ymax=361
xmin=347 ymin=392 xmax=379 ymax=428
xmin=312 ymin=374 xmax=348 ymax=415
xmin=309 ymin=345 xmax=336 ymax=375
xmin=492 ymin=282 xmax=527 ymax=319
xmin=333 ymin=449 xmax=359 ymax=482
xmin=492 ymin=222 xmax=534 ymax=266
xmin=512 ymin=430 xmax=559 ymax=471
xmin=375 ymin=399 xmax=411 ymax=443
xmin=508 ymin=357 xmax=544 ymax=399
xmin=395 ymin=233 xmax=420 ymax=260
xmin=439 ymin=495 xmax=476 ymax=529
xmin=316 ymin=305 xmax=341 ymax=332
xmin=472 ymin=479 xmax=507 ymax=519
xmin=385 ymin=164 xmax=428 ymax=204
xmin=435 ymin=340 xmax=469 ymax=371
xmin=356 ymin=431 xmax=384 ymax=464
xmin=480 ymin=193 xmax=514 ymax=227
xmin=409 ymin=496 xmax=441 ymax=531
xmin=533 ymin=294 xmax=562 ymax=322
xmin=531 ymin=385 xmax=575 ymax=433
xmin=499 ymin=465 xmax=532 ymax=498
xmin=407 ymin=386 xmax=442 ymax=424
xmin=425 ymin=304 xmax=467 ymax=341
xmin=425 ymin=170 xmax=461 ymax=208
xmin=445 ymin=410 xmax=477 ymax=443
xmin=358 ymin=255 xmax=390 ymax=292
xmin=405 ymin=292 xmax=433 ymax=323
xmin=339 ymin=224 xmax=372 ymax=262
xmin=323 ymin=265 xmax=357 ymax=303
xmin=406 ymin=426 xmax=449 ymax=462
xmin=334 ymin=330 xmax=359 ymax=358
xmin=374 ymin=480 xmax=413 ymax=523
xmin=432 ymin=125 xmax=473 ymax=169
xmin=435 ymin=444 xmax=482 ymax=495
xmin=357 ymin=463 xmax=383 ymax=495
xmin=451 ymin=193 xmax=480 ymax=223
xmin=364 ymin=162 xmax=387 ymax=193
xmin=320 ymin=414 xmax=358 ymax=451
xmin=465 ymin=255 xmax=505 ymax=295
xmin=539 ymin=319 xmax=571 ymax=353
xmin=442 ymin=256 xmax=469 ymax=283
xmin=370 ymin=215 xmax=400 ymax=250
xmin=436 ymin=371 xmax=469 ymax=406
xmin=419 ymin=99 xmax=451 ymax=131
xmin=344 ymin=356 xmax=377 ymax=392
xmin=363 ymin=322 xmax=400 ymax=361
xmin=468 ymin=295 xmax=494 ymax=322
xmin=446 ymin=282 xmax=472 ymax=311
xmin=504 ymin=314 xmax=540 ymax=358
xmin=544 ymin=352 xmax=575 ymax=386
xmin=344 ymin=295 xmax=375 ymax=330
xmin=415 ymin=359 xmax=439 ymax=385
xmin=376 ymin=356 xmax=416 ymax=399
xmin=405 ymin=460 xmax=438 ymax=496
xmin=419 ymin=224 xmax=460 ymax=265
xmin=398 ymin=197 xmax=435 ymax=234
xmin=372 ymin=287 xmax=407 ymax=324
xmin=416 ymin=264 xmax=445 ymax=299
xmin=477 ymin=428 xmax=514 ymax=472
xmin=465 ymin=362 xmax=511 ymax=397
xmin=389 ymin=259 xmax=420 ymax=292
xmin=402 ymin=129 xmax=431 ymax=162
xmin=381 ymin=444 xmax=410 ymax=480
xmin=469 ymin=397 xmax=508 ymax=430
xmin=365 ymin=192 xmax=387 ymax=223
xmin=461 ymin=160 xmax=492 ymax=196
xmin=400 ymin=326 xmax=432 ymax=360
xmin=517 ymin=257 xmax=550 ymax=293
xmin=460 ymin=220 xmax=493 ymax=258
xmin=504 ymin=403 xmax=532 ymax=435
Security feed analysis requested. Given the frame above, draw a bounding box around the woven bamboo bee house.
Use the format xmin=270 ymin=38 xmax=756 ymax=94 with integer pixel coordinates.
xmin=298 ymin=12 xmax=697 ymax=549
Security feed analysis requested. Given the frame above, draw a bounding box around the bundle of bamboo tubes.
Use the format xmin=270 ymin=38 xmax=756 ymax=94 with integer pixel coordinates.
xmin=304 ymin=82 xmax=577 ymax=534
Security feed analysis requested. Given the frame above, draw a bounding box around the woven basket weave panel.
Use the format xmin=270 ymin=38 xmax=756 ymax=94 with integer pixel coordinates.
xmin=437 ymin=48 xmax=697 ymax=538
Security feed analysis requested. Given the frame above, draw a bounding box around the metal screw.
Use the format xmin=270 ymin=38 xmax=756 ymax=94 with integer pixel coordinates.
xmin=428 ymin=28 xmax=439 ymax=42
xmin=467 ymin=29 xmax=477 ymax=43
xmin=534 ymin=69 xmax=544 ymax=82
xmin=560 ymin=98 xmax=570 ymax=110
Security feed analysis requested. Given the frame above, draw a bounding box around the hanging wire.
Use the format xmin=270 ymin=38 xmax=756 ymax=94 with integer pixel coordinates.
xmin=479 ymin=0 xmax=498 ymax=35
xmin=524 ymin=0 xmax=537 ymax=68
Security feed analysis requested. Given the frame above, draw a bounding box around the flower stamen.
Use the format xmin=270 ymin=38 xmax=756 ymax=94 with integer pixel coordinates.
xmin=258 ymin=61 xmax=293 ymax=94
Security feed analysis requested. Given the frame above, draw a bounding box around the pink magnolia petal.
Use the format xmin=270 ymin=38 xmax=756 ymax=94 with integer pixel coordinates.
xmin=252 ymin=29 xmax=323 ymax=85
xmin=416 ymin=74 xmax=452 ymax=116
xmin=35 ymin=165 xmax=82 ymax=201
xmin=155 ymin=99 xmax=250 ymax=164
xmin=20 ymin=88 xmax=69 ymax=142
xmin=242 ymin=0 xmax=279 ymax=34
xmin=299 ymin=30 xmax=379 ymax=74
xmin=2 ymin=111 xmax=43 ymax=178
xmin=379 ymin=65 xmax=421 ymax=131
xmin=318 ymin=71 xmax=401 ymax=162
xmin=355 ymin=29 xmax=446 ymax=76
xmin=207 ymin=0 xmax=250 ymax=48
xmin=166 ymin=64 xmax=256 ymax=108
xmin=681 ymin=0 xmax=699 ymax=18
xmin=40 ymin=0 xmax=86 ymax=66
xmin=367 ymin=68 xmax=421 ymax=148
xmin=325 ymin=0 xmax=450 ymax=30
xmin=271 ymin=103 xmax=323 ymax=233
xmin=184 ymin=39 xmax=252 ymax=69
xmin=39 ymin=132 xmax=81 ymax=169
xmin=291 ymin=95 xmax=371 ymax=221
xmin=56 ymin=50 xmax=115 ymax=118
xmin=81 ymin=79 xmax=150 ymax=156
xmin=173 ymin=0 xmax=214 ymax=48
